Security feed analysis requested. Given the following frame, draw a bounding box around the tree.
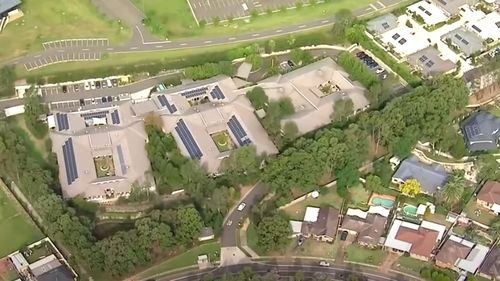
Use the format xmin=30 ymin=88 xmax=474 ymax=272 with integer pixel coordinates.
xmin=247 ymin=53 xmax=263 ymax=71
xmin=219 ymin=146 xmax=261 ymax=185
xmin=438 ymin=171 xmax=466 ymax=210
xmin=490 ymin=217 xmax=500 ymax=239
xmin=277 ymin=97 xmax=295 ymax=116
xmin=365 ymin=175 xmax=384 ymax=192
xmin=282 ymin=121 xmax=299 ymax=145
xmin=24 ymin=87 xmax=48 ymax=138
xmin=290 ymin=48 xmax=313 ymax=65
xmin=476 ymin=154 xmax=500 ymax=182
xmin=331 ymin=9 xmax=356 ymax=44
xmin=256 ymin=214 xmax=291 ymax=252
xmin=336 ymin=162 xmax=360 ymax=197
xmin=401 ymin=179 xmax=421 ymax=197
xmin=373 ymin=159 xmax=393 ymax=187
xmin=175 ymin=207 xmax=204 ymax=246
xmin=0 ymin=65 xmax=16 ymax=97
xmin=246 ymin=87 xmax=269 ymax=110
xmin=267 ymin=39 xmax=276 ymax=53
xmin=332 ymin=97 xmax=354 ymax=121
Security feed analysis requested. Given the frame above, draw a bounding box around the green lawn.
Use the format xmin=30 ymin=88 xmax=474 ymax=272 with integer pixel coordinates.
xmin=488 ymin=104 xmax=500 ymax=117
xmin=137 ymin=242 xmax=220 ymax=279
xmin=348 ymin=185 xmax=371 ymax=209
xmin=0 ymin=181 xmax=43 ymax=257
xmin=134 ymin=0 xmax=378 ymax=39
xmin=464 ymin=200 xmax=497 ymax=226
xmin=247 ymin=222 xmax=267 ymax=256
xmin=25 ymin=242 xmax=52 ymax=263
xmin=290 ymin=238 xmax=341 ymax=259
xmin=392 ymin=255 xmax=428 ymax=275
xmin=283 ymin=190 xmax=344 ymax=221
xmin=345 ymin=244 xmax=386 ymax=266
xmin=0 ymin=0 xmax=130 ymax=63
xmin=211 ymin=131 xmax=234 ymax=153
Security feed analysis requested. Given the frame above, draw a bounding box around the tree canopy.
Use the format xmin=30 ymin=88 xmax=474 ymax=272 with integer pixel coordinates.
xmin=256 ymin=214 xmax=291 ymax=252
xmin=400 ymin=179 xmax=421 ymax=197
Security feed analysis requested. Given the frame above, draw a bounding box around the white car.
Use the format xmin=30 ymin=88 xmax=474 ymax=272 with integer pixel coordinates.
xmin=90 ymin=81 xmax=96 ymax=90
xmin=319 ymin=260 xmax=330 ymax=267
xmin=375 ymin=67 xmax=385 ymax=74
xmin=84 ymin=81 xmax=90 ymax=91
xmin=237 ymin=202 xmax=246 ymax=211
xmin=226 ymin=220 xmax=232 ymax=226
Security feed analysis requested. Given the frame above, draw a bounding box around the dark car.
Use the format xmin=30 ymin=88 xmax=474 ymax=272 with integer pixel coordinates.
xmin=101 ymin=97 xmax=107 ymax=103
xmin=340 ymin=231 xmax=348 ymax=241
xmin=287 ymin=60 xmax=295 ymax=67
xmin=356 ymin=51 xmax=367 ymax=58
xmin=79 ymin=98 xmax=85 ymax=106
xmin=112 ymin=79 xmax=118 ymax=87
xmin=96 ymin=81 xmax=101 ymax=89
xmin=107 ymin=96 xmax=112 ymax=102
xmin=62 ymin=85 xmax=68 ymax=93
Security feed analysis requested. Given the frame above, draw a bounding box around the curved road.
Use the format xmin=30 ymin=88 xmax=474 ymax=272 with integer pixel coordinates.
xmin=8 ymin=0 xmax=402 ymax=67
xmin=158 ymin=261 xmax=419 ymax=281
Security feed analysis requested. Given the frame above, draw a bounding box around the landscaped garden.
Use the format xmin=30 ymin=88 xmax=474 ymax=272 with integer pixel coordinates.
xmin=94 ymin=156 xmax=116 ymax=178
xmin=211 ymin=131 xmax=235 ymax=153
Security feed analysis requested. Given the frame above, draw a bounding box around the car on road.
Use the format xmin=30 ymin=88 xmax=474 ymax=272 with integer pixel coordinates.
xmin=226 ymin=220 xmax=232 ymax=226
xmin=90 ymin=81 xmax=96 ymax=90
xmin=237 ymin=202 xmax=246 ymax=211
xmin=84 ymin=81 xmax=90 ymax=91
xmin=319 ymin=260 xmax=330 ymax=267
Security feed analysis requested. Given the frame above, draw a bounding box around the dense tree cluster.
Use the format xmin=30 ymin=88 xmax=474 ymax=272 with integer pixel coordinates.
xmin=23 ymin=88 xmax=49 ymax=138
xmin=256 ymin=214 xmax=291 ymax=252
xmin=263 ymin=76 xmax=469 ymax=201
xmin=246 ymin=87 xmax=269 ymax=110
xmin=0 ymin=65 xmax=16 ymax=98
xmin=184 ymin=61 xmax=235 ymax=80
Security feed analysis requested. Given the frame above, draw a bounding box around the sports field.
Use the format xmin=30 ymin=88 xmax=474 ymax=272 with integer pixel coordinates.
xmin=0 ymin=0 xmax=131 ymax=63
xmin=0 ymin=181 xmax=43 ymax=257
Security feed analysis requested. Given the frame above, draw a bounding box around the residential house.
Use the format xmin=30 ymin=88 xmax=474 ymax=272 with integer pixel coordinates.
xmin=432 ymin=0 xmax=478 ymax=16
xmin=408 ymin=1 xmax=449 ymax=25
xmin=478 ymin=246 xmax=500 ymax=280
xmin=339 ymin=206 xmax=390 ymax=248
xmin=28 ymin=255 xmax=75 ymax=281
xmin=407 ymin=46 xmax=457 ymax=77
xmin=366 ymin=13 xmax=398 ymax=34
xmin=435 ymin=235 xmax=489 ymax=274
xmin=441 ymin=28 xmax=484 ymax=57
xmin=461 ymin=111 xmax=500 ymax=152
xmin=384 ymin=219 xmax=446 ymax=261
xmin=301 ymin=206 xmax=340 ymax=242
xmin=392 ymin=156 xmax=449 ymax=195
xmin=476 ymin=181 xmax=500 ymax=214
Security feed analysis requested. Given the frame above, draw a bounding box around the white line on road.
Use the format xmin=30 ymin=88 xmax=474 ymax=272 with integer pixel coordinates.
xmin=155 ymin=45 xmax=163 ymax=48
xmin=321 ymin=20 xmax=330 ymax=23
xmin=34 ymin=55 xmax=41 ymax=58
xmin=228 ymin=37 xmax=236 ymax=40
xmin=298 ymin=24 xmax=307 ymax=28
xmin=57 ymin=50 xmax=65 ymax=53
xmin=130 ymin=47 xmax=138 ymax=50
xmin=276 ymin=29 xmax=283 ymax=32
xmin=106 ymin=47 xmax=114 ymax=51
xmin=82 ymin=48 xmax=90 ymax=51
xmin=252 ymin=33 xmax=259 ymax=37
xmin=203 ymin=40 xmax=212 ymax=43
xmin=180 ymin=43 xmax=188 ymax=46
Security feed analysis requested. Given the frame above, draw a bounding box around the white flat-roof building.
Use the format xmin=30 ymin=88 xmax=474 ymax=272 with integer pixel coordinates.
xmin=466 ymin=11 xmax=500 ymax=42
xmin=381 ymin=25 xmax=431 ymax=56
xmin=408 ymin=0 xmax=449 ymax=25
xmin=256 ymin=58 xmax=369 ymax=135
xmin=304 ymin=206 xmax=321 ymax=222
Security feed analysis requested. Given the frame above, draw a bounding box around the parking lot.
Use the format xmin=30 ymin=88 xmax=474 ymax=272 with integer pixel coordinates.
xmin=42 ymin=38 xmax=109 ymax=50
xmin=49 ymin=93 xmax=131 ymax=111
xmin=24 ymin=52 xmax=101 ymax=71
xmin=188 ymin=0 xmax=308 ymax=21
xmin=41 ymin=78 xmax=121 ymax=97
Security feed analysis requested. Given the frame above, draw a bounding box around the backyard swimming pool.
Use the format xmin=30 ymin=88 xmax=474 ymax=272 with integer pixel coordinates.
xmin=370 ymin=196 xmax=395 ymax=208
xmin=403 ymin=204 xmax=418 ymax=217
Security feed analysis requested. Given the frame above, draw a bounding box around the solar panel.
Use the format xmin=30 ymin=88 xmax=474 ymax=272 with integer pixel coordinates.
xmin=461 ymin=39 xmax=469 ymax=45
xmin=210 ymin=85 xmax=225 ymax=100
xmin=465 ymin=123 xmax=481 ymax=138
xmin=81 ymin=111 xmax=109 ymax=120
xmin=419 ymin=55 xmax=428 ymax=62
xmin=454 ymin=34 xmax=463 ymax=40
xmin=398 ymin=38 xmax=407 ymax=45
xmin=57 ymin=113 xmax=69 ymax=131
xmin=56 ymin=113 xmax=63 ymax=131
xmin=116 ymin=144 xmax=127 ymax=175
xmin=418 ymin=5 xmax=425 ymax=11
xmin=111 ymin=110 xmax=120 ymax=124
xmin=158 ymin=95 xmax=168 ymax=107
xmin=180 ymin=87 xmax=208 ymax=99
xmin=175 ymin=119 xmax=203 ymax=160
xmin=228 ymin=116 xmax=252 ymax=146
xmin=158 ymin=95 xmax=177 ymax=113
xmin=392 ymin=33 xmax=400 ymax=40
xmin=424 ymin=10 xmax=432 ymax=16
xmin=382 ymin=22 xmax=389 ymax=29
xmin=62 ymin=138 xmax=78 ymax=185
xmin=425 ymin=60 xmax=435 ymax=67
xmin=471 ymin=25 xmax=482 ymax=33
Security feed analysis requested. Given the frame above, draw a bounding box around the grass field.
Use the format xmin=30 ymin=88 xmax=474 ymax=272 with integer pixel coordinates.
xmin=137 ymin=242 xmax=220 ymax=279
xmin=345 ymin=244 xmax=386 ymax=266
xmin=348 ymin=185 xmax=371 ymax=209
xmin=283 ymin=190 xmax=344 ymax=221
xmin=0 ymin=0 xmax=131 ymax=63
xmin=0 ymin=181 xmax=43 ymax=257
xmin=391 ymin=256 xmax=428 ymax=275
xmin=133 ymin=0 xmax=376 ymax=39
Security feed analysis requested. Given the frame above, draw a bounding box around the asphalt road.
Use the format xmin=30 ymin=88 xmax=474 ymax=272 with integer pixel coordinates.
xmin=159 ymin=261 xmax=418 ymax=281
xmin=221 ymin=182 xmax=267 ymax=247
xmin=8 ymin=0 xmax=403 ymax=68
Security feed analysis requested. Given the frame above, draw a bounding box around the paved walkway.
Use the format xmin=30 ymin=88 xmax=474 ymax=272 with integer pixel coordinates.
xmin=379 ymin=252 xmax=401 ymax=273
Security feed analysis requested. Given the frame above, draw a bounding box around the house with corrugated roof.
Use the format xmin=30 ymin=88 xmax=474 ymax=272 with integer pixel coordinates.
xmin=435 ymin=235 xmax=489 ymax=274
xmin=392 ymin=156 xmax=449 ymax=195
xmin=461 ymin=111 xmax=500 ymax=152
xmin=339 ymin=206 xmax=390 ymax=248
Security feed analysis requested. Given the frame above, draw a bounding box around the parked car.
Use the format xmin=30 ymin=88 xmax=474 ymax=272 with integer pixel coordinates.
xmin=107 ymin=79 xmax=113 ymax=88
xmin=79 ymin=99 xmax=85 ymax=106
xmin=84 ymin=81 xmax=90 ymax=91
xmin=102 ymin=80 xmax=107 ymax=88
xmin=340 ymin=231 xmax=348 ymax=241
xmin=111 ymin=79 xmax=118 ymax=87
xmin=287 ymin=60 xmax=295 ymax=67
xmin=226 ymin=220 xmax=232 ymax=226
xmin=319 ymin=261 xmax=330 ymax=267
xmin=62 ymin=85 xmax=68 ymax=93
xmin=107 ymin=96 xmax=112 ymax=102
xmin=237 ymin=202 xmax=246 ymax=211
xmin=74 ymin=84 xmax=79 ymax=92
xmin=90 ymin=81 xmax=96 ymax=90
xmin=96 ymin=81 xmax=101 ymax=89
xmin=101 ymin=97 xmax=107 ymax=103
xmin=356 ymin=51 xmax=367 ymax=58
xmin=298 ymin=236 xmax=305 ymax=246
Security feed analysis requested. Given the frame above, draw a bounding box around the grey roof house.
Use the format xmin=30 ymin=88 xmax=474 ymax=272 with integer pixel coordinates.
xmin=441 ymin=28 xmax=484 ymax=57
xmin=367 ymin=13 xmax=398 ymax=34
xmin=392 ymin=156 xmax=449 ymax=194
xmin=461 ymin=111 xmax=500 ymax=152
xmin=407 ymin=46 xmax=456 ymax=77
xmin=0 ymin=0 xmax=20 ymax=16
xmin=301 ymin=207 xmax=339 ymax=242
xmin=432 ymin=0 xmax=478 ymax=16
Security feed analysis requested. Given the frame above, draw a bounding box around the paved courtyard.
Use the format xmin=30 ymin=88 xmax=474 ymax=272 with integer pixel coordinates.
xmin=187 ymin=0 xmax=308 ymax=22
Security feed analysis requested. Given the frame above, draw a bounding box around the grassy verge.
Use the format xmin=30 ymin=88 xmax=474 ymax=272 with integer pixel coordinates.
xmin=247 ymin=222 xmax=267 ymax=256
xmin=136 ymin=242 xmax=220 ymax=279
xmin=345 ymin=244 xmax=386 ymax=266
xmin=134 ymin=0 xmax=375 ymax=39
xmin=392 ymin=255 xmax=428 ymax=275
xmin=0 ymin=0 xmax=131 ymax=63
xmin=0 ymin=180 xmax=44 ymax=257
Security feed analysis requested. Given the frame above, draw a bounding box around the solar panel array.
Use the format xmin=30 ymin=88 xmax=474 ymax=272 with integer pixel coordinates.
xmin=116 ymin=144 xmax=127 ymax=175
xmin=392 ymin=33 xmax=400 ymax=40
xmin=175 ymin=119 xmax=203 ymax=160
xmin=62 ymin=138 xmax=78 ymax=185
xmin=210 ymin=85 xmax=225 ymax=100
xmin=56 ymin=113 xmax=69 ymax=131
xmin=471 ymin=25 xmax=482 ymax=33
xmin=227 ymin=116 xmax=252 ymax=146
xmin=81 ymin=111 xmax=109 ymax=120
xmin=158 ymin=95 xmax=178 ymax=113
xmin=419 ymin=55 xmax=428 ymax=62
xmin=180 ymin=87 xmax=208 ymax=99
xmin=381 ymin=22 xmax=390 ymax=30
xmin=111 ymin=110 xmax=120 ymax=125
xmin=465 ymin=123 xmax=481 ymax=138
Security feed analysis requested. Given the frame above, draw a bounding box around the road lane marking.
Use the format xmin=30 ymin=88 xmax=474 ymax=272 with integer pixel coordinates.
xmin=203 ymin=40 xmax=212 ymax=43
xmin=252 ymin=33 xmax=259 ymax=37
xmin=228 ymin=37 xmax=236 ymax=40
xmin=180 ymin=43 xmax=188 ymax=46
xmin=276 ymin=29 xmax=283 ymax=32
xmin=155 ymin=45 xmax=163 ymax=48
xmin=299 ymin=24 xmax=307 ymax=28
xmin=130 ymin=46 xmax=138 ymax=49
xmin=82 ymin=48 xmax=90 ymax=51
xmin=321 ymin=20 xmax=330 ymax=23
xmin=106 ymin=47 xmax=114 ymax=51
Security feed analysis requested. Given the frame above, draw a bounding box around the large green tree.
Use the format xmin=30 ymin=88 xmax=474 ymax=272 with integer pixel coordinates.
xmin=175 ymin=207 xmax=204 ymax=246
xmin=332 ymin=97 xmax=354 ymax=122
xmin=256 ymin=214 xmax=291 ymax=252
xmin=219 ymin=146 xmax=261 ymax=185
xmin=438 ymin=171 xmax=467 ymax=210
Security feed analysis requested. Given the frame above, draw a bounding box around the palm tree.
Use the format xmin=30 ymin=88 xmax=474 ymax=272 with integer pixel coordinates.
xmin=439 ymin=171 xmax=466 ymax=210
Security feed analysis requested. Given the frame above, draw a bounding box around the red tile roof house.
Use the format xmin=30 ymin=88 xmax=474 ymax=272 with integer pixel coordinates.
xmin=435 ymin=235 xmax=474 ymax=270
xmin=384 ymin=219 xmax=446 ymax=261
xmin=476 ymin=181 xmax=500 ymax=214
